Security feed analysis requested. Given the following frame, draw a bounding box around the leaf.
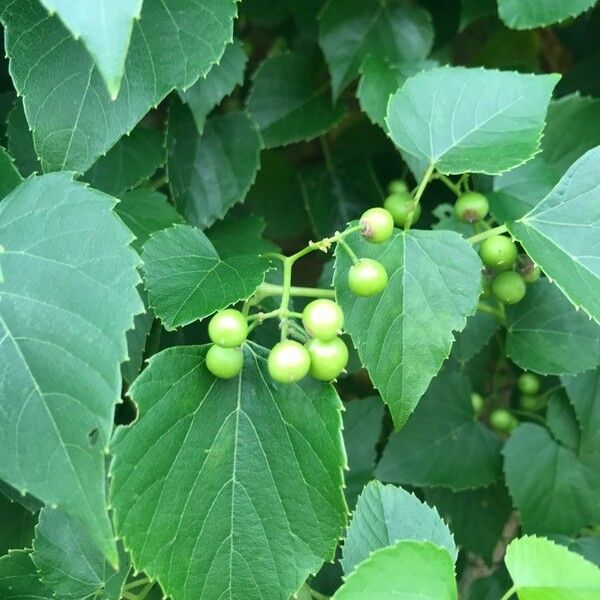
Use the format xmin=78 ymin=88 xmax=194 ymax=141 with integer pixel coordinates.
xmin=505 ymin=535 xmax=600 ymax=599
xmin=505 ymin=280 xmax=600 ymax=375
xmin=386 ymin=67 xmax=559 ymax=175
xmin=546 ymin=392 xmax=580 ymax=451
xmin=179 ymin=40 xmax=247 ymax=133
xmin=142 ymin=224 xmax=271 ymax=329
xmin=507 ymin=146 xmax=600 ymax=323
xmin=560 ymin=537 xmax=600 ymax=568
xmin=468 ymin=568 xmax=513 ymax=600
xmin=246 ymin=52 xmax=344 ymax=148
xmin=206 ymin=214 xmax=279 ymax=259
xmin=425 ymin=484 xmax=512 ymax=565
xmin=451 ymin=311 xmax=500 ymax=365
xmin=82 ymin=127 xmax=166 ymax=196
xmin=319 ymin=0 xmax=434 ymax=98
xmin=342 ymin=397 xmax=384 ymax=509
xmin=377 ymin=368 xmax=503 ymax=489
xmin=38 ymin=0 xmax=142 ymax=98
xmin=167 ymin=101 xmax=262 ymax=228
xmin=122 ymin=288 xmax=154 ymax=386
xmin=32 ymin=508 xmax=130 ymax=600
xmin=341 ymin=481 xmax=456 ymax=575
xmin=0 ymin=495 xmax=36 ymax=555
xmin=0 ymin=550 xmax=53 ymax=600
xmin=332 ymin=541 xmax=457 ymax=599
xmin=333 ymin=228 xmax=481 ymax=427
xmin=0 ymin=173 xmax=143 ymax=564
xmin=6 ymin=99 xmax=40 ymax=177
xmin=110 ymin=344 xmax=347 ymax=600
xmin=498 ymin=0 xmax=597 ymax=29
xmin=459 ymin=0 xmax=498 ymax=30
xmin=0 ymin=0 xmax=237 ymax=173
xmin=0 ymin=145 xmax=22 ymax=199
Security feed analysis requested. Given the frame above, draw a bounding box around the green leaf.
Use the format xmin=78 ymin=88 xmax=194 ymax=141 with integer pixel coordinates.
xmin=110 ymin=344 xmax=347 ymax=600
xmin=246 ymin=52 xmax=344 ymax=148
xmin=468 ymin=568 xmax=513 ymax=600
xmin=32 ymin=508 xmax=130 ymax=600
xmin=507 ymin=146 xmax=600 ymax=323
xmin=6 ymin=99 xmax=40 ymax=177
xmin=546 ymin=392 xmax=580 ymax=451
xmin=0 ymin=0 xmax=237 ymax=173
xmin=377 ymin=368 xmax=502 ymax=489
xmin=425 ymin=484 xmax=512 ymax=565
xmin=206 ymin=214 xmax=279 ymax=259
xmin=142 ymin=224 xmax=271 ymax=329
xmin=38 ymin=0 xmax=142 ymax=98
xmin=122 ymin=288 xmax=154 ymax=386
xmin=451 ymin=311 xmax=500 ymax=365
xmin=180 ymin=40 xmax=247 ymax=133
xmin=0 ymin=495 xmax=36 ymax=555
xmin=167 ymin=101 xmax=262 ymax=228
xmin=0 ymin=550 xmax=53 ymax=600
xmin=505 ymin=535 xmax=600 ymax=599
xmin=333 ymin=228 xmax=481 ymax=427
xmin=559 ymin=537 xmax=600 ymax=568
xmin=505 ymin=279 xmax=600 ymax=375
xmin=333 ymin=540 xmax=457 ymax=599
xmin=341 ymin=481 xmax=456 ymax=575
xmin=319 ymin=0 xmax=434 ymax=98
xmin=0 ymin=145 xmax=22 ymax=199
xmin=387 ymin=67 xmax=559 ymax=175
xmin=498 ymin=0 xmax=597 ymax=29
xmin=460 ymin=0 xmax=497 ymax=30
xmin=0 ymin=173 xmax=143 ymax=564
xmin=342 ymin=397 xmax=384 ymax=509
xmin=82 ymin=127 xmax=166 ymax=196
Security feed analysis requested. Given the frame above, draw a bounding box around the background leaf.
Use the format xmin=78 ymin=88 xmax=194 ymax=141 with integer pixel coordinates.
xmin=0 ymin=550 xmax=53 ymax=600
xmin=0 ymin=495 xmax=36 ymax=555
xmin=0 ymin=145 xmax=21 ymax=198
xmin=498 ymin=0 xmax=597 ymax=29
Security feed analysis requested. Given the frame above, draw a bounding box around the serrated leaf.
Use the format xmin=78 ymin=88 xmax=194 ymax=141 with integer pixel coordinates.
xmin=0 ymin=495 xmax=36 ymax=555
xmin=0 ymin=145 xmax=22 ymax=199
xmin=507 ymin=146 xmax=600 ymax=323
xmin=377 ymin=368 xmax=502 ymax=489
xmin=82 ymin=127 xmax=166 ymax=196
xmin=451 ymin=311 xmax=500 ymax=364
xmin=546 ymin=393 xmax=580 ymax=451
xmin=167 ymin=101 xmax=262 ymax=228
xmin=32 ymin=508 xmax=130 ymax=600
xmin=341 ymin=481 xmax=456 ymax=575
xmin=559 ymin=537 xmax=600 ymax=568
xmin=505 ymin=279 xmax=600 ymax=375
xmin=110 ymin=344 xmax=347 ymax=600
xmin=333 ymin=228 xmax=481 ymax=427
xmin=0 ymin=0 xmax=237 ymax=173
xmin=498 ymin=0 xmax=597 ymax=29
xmin=319 ymin=0 xmax=434 ymax=98
xmin=0 ymin=173 xmax=143 ymax=564
xmin=38 ymin=0 xmax=142 ymax=98
xmin=387 ymin=67 xmax=559 ymax=175
xmin=333 ymin=541 xmax=457 ymax=599
xmin=206 ymin=214 xmax=279 ymax=259
xmin=0 ymin=550 xmax=53 ymax=600
xmin=6 ymin=99 xmax=40 ymax=177
xmin=505 ymin=535 xmax=600 ymax=599
xmin=179 ymin=40 xmax=247 ymax=133
xmin=246 ymin=52 xmax=344 ymax=148
xmin=142 ymin=224 xmax=271 ymax=329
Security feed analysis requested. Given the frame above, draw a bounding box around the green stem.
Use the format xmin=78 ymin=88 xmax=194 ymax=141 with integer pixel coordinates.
xmin=337 ymin=237 xmax=359 ymax=264
xmin=436 ymin=173 xmax=462 ymax=196
xmin=310 ymin=589 xmax=330 ymax=600
xmin=320 ymin=136 xmax=335 ymax=173
xmin=467 ymin=224 xmax=508 ymax=244
xmin=255 ymin=283 xmax=336 ymax=300
xmin=406 ymin=163 xmax=435 ymax=230
xmin=279 ymin=258 xmax=293 ymax=340
xmin=510 ymin=409 xmax=546 ymax=425
xmin=499 ymin=586 xmax=516 ymax=600
xmin=477 ymin=302 xmax=506 ymax=322
xmin=261 ymin=252 xmax=287 ymax=262
xmin=123 ymin=577 xmax=150 ymax=591
xmin=459 ymin=173 xmax=471 ymax=192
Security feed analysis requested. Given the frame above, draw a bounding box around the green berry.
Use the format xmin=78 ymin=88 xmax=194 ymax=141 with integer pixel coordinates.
xmin=348 ymin=259 xmax=388 ymax=297
xmin=208 ymin=309 xmax=248 ymax=347
xmin=454 ymin=191 xmax=489 ymax=223
xmin=387 ymin=179 xmax=408 ymax=195
xmin=306 ymin=337 xmax=349 ymax=381
xmin=206 ymin=345 xmax=244 ymax=379
xmin=479 ymin=235 xmax=518 ymax=271
xmin=360 ymin=207 xmax=394 ymax=244
xmin=268 ymin=340 xmax=311 ymax=383
xmin=516 ymin=255 xmax=541 ymax=284
xmin=490 ymin=409 xmax=518 ymax=433
xmin=471 ymin=392 xmax=484 ymax=415
xmin=520 ymin=395 xmax=541 ymax=411
xmin=518 ymin=372 xmax=541 ymax=395
xmin=491 ymin=271 xmax=526 ymax=305
xmin=302 ymin=299 xmax=344 ymax=341
xmin=384 ymin=192 xmax=421 ymax=227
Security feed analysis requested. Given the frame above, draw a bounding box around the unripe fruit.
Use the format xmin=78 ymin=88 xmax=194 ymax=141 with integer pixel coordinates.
xmin=516 ymin=255 xmax=541 ymax=284
xmin=454 ymin=191 xmax=489 ymax=223
xmin=208 ymin=309 xmax=248 ymax=347
xmin=479 ymin=235 xmax=518 ymax=271
xmin=360 ymin=207 xmax=394 ymax=244
xmin=471 ymin=392 xmax=484 ymax=415
xmin=520 ymin=394 xmax=541 ymax=412
xmin=384 ymin=192 xmax=421 ymax=227
xmin=518 ymin=372 xmax=541 ymax=395
xmin=268 ymin=340 xmax=311 ymax=383
xmin=348 ymin=259 xmax=388 ymax=297
xmin=490 ymin=409 xmax=518 ymax=433
xmin=206 ymin=345 xmax=244 ymax=379
xmin=491 ymin=271 xmax=526 ymax=305
xmin=306 ymin=337 xmax=349 ymax=381
xmin=302 ymin=299 xmax=344 ymax=341
xmin=387 ymin=179 xmax=408 ymax=195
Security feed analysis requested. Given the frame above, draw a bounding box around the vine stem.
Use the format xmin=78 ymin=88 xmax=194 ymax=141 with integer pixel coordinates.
xmin=337 ymin=237 xmax=359 ymax=264
xmin=477 ymin=302 xmax=506 ymax=322
xmin=434 ymin=172 xmax=462 ymax=196
xmin=123 ymin=577 xmax=150 ymax=591
xmin=405 ymin=163 xmax=435 ymax=230
xmin=279 ymin=257 xmax=293 ymax=340
xmin=254 ymin=283 xmax=336 ymax=301
xmin=467 ymin=224 xmax=508 ymax=244
xmin=510 ymin=408 xmax=547 ymax=425
xmin=499 ymin=586 xmax=516 ymax=600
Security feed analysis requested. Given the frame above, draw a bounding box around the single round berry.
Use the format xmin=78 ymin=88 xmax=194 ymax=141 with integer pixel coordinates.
xmin=302 ymin=299 xmax=344 ymax=341
xmin=518 ymin=372 xmax=541 ymax=395
xmin=491 ymin=271 xmax=526 ymax=305
xmin=384 ymin=192 xmax=421 ymax=227
xmin=268 ymin=340 xmax=311 ymax=383
xmin=360 ymin=207 xmax=394 ymax=244
xmin=387 ymin=179 xmax=408 ymax=195
xmin=470 ymin=392 xmax=484 ymax=415
xmin=454 ymin=191 xmax=489 ymax=223
xmin=208 ymin=309 xmax=248 ymax=347
xmin=348 ymin=259 xmax=388 ymax=297
xmin=516 ymin=255 xmax=541 ymax=284
xmin=519 ymin=395 xmax=541 ymax=412
xmin=206 ymin=344 xmax=244 ymax=379
xmin=490 ymin=409 xmax=518 ymax=433
xmin=479 ymin=235 xmax=518 ymax=271
xmin=306 ymin=337 xmax=349 ymax=381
